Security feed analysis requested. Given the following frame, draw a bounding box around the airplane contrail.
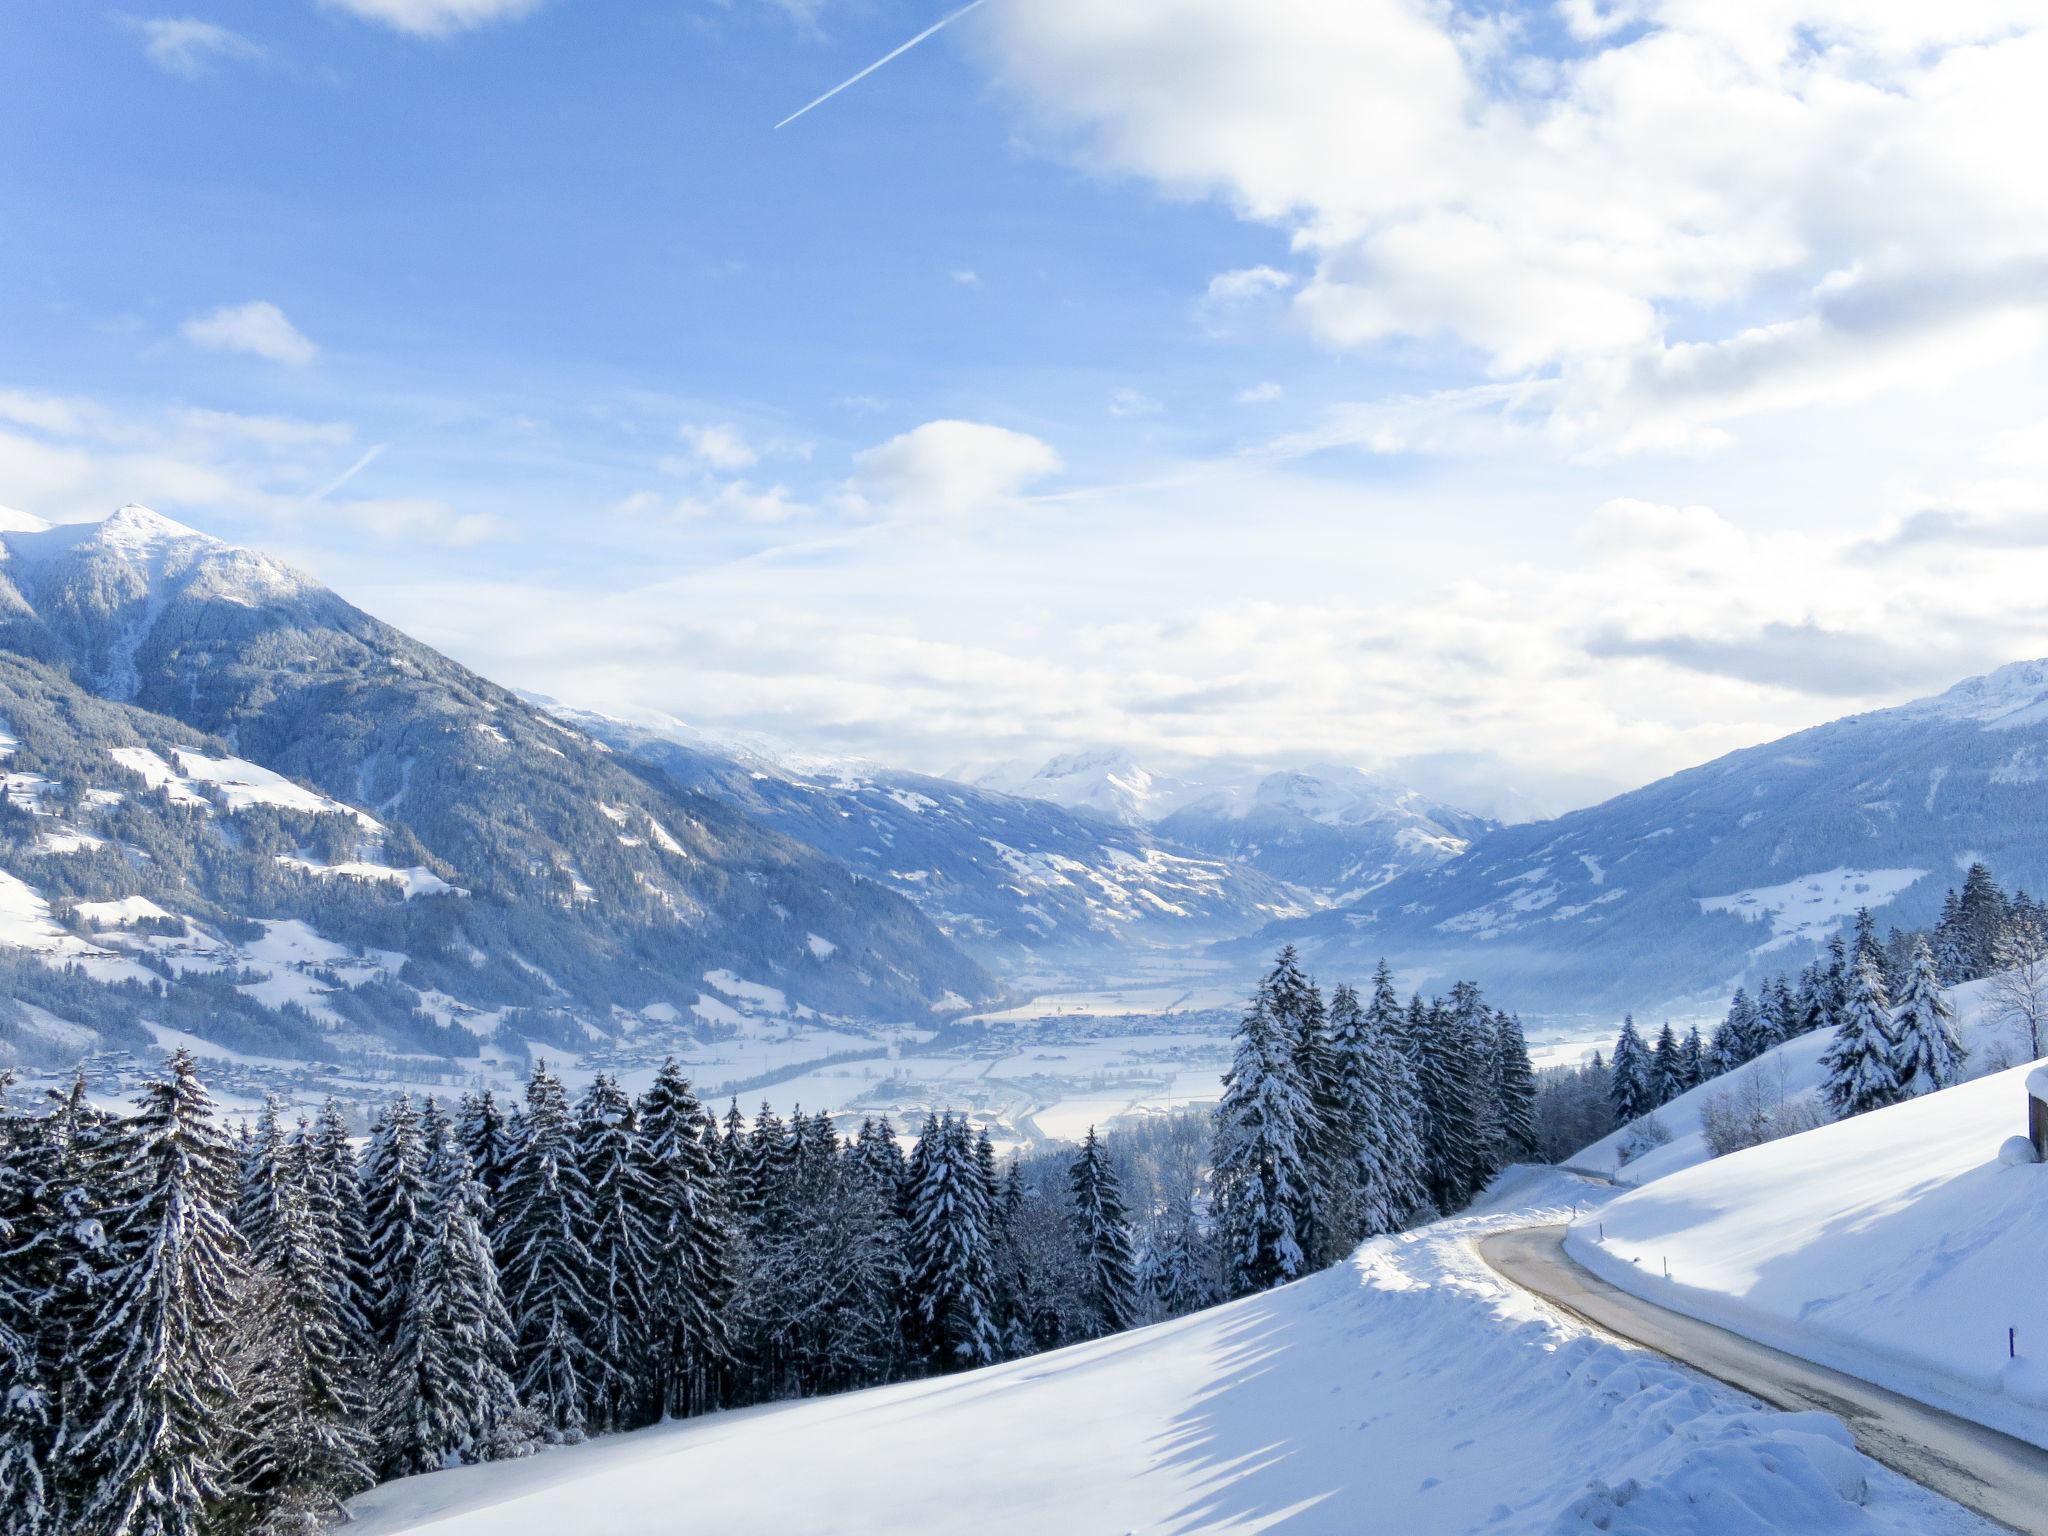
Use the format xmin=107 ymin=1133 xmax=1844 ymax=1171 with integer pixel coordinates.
xmin=305 ymin=443 xmax=386 ymax=505
xmin=774 ymin=0 xmax=987 ymax=131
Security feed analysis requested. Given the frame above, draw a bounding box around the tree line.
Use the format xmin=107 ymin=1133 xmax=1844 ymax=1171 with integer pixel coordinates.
xmin=1210 ymin=946 xmax=1537 ymax=1297
xmin=0 ymin=1051 xmax=1171 ymax=1536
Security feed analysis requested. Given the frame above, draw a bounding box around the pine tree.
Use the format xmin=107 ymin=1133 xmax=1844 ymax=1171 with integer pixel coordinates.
xmin=1679 ymin=1026 xmax=1708 ymax=1091
xmin=66 ymin=1050 xmax=245 ymax=1536
xmin=1608 ymin=1016 xmax=1652 ymax=1123
xmin=1263 ymin=949 xmax=1342 ymax=1266
xmin=1447 ymin=981 xmax=1504 ymax=1195
xmin=381 ymin=1141 xmax=533 ymax=1476
xmin=1326 ymin=973 xmax=1427 ymax=1237
xmin=456 ymin=1089 xmax=514 ymax=1219
xmin=1210 ymin=991 xmax=1311 ymax=1295
xmin=235 ymin=1093 xmax=292 ymax=1259
xmin=574 ymin=1074 xmax=657 ymax=1431
xmin=1147 ymin=1195 xmax=1215 ymax=1319
xmin=1933 ymin=889 xmax=1969 ymax=985
xmin=1956 ymin=862 xmax=2010 ymax=979
xmin=1067 ymin=1128 xmax=1140 ymax=1338
xmin=1890 ymin=937 xmax=1967 ymax=1093
xmin=360 ymin=1094 xmax=435 ymax=1361
xmin=496 ymin=1062 xmax=601 ymax=1442
xmin=224 ymin=1133 xmax=375 ymax=1528
xmin=0 ymin=1073 xmax=51 ymax=1536
xmin=307 ymin=1099 xmax=373 ymax=1364
xmin=1821 ymin=953 xmax=1905 ymax=1118
xmin=1494 ymin=1013 xmax=1540 ymax=1159
xmin=903 ymin=1114 xmax=1001 ymax=1372
xmin=637 ymin=1060 xmax=736 ymax=1420
xmin=1649 ymin=1022 xmax=1683 ymax=1106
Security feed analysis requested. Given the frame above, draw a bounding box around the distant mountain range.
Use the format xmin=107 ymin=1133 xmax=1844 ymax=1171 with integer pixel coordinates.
xmin=1249 ymin=660 xmax=2048 ymax=1017
xmin=0 ymin=506 xmax=992 ymax=1069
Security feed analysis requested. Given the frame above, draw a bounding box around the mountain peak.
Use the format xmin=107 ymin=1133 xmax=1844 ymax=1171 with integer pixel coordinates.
xmin=97 ymin=503 xmax=213 ymax=546
xmin=1899 ymin=657 xmax=2048 ymax=730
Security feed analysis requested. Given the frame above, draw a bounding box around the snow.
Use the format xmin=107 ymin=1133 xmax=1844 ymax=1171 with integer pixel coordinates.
xmin=1571 ymin=1062 xmax=2048 ymax=1451
xmin=278 ymin=856 xmax=464 ymax=899
xmin=107 ymin=743 xmax=381 ymax=827
xmin=806 ymin=932 xmax=837 ymax=959
xmin=345 ymin=1169 xmax=1991 ymax=1536
xmin=73 ymin=894 xmax=174 ymax=926
xmin=1698 ymin=867 xmax=1927 ymax=953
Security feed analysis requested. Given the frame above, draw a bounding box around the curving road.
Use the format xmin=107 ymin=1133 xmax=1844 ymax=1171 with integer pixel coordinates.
xmin=1479 ymin=1224 xmax=2048 ymax=1536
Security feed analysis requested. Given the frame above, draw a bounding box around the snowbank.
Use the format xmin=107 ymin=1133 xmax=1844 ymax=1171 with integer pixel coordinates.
xmin=347 ymin=1170 xmax=1991 ymax=1536
xmin=1570 ymin=1063 xmax=2048 ymax=1451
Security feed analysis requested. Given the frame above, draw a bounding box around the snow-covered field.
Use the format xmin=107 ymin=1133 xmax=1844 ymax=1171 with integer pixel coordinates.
xmin=1570 ymin=1062 xmax=2048 ymax=1452
xmin=346 ymin=1169 xmax=1991 ymax=1536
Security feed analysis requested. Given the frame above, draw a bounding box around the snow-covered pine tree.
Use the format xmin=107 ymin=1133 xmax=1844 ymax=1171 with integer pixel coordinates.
xmin=1649 ymin=1022 xmax=1684 ymax=1106
xmin=637 ymin=1059 xmax=737 ymax=1420
xmin=1067 ymin=1127 xmax=1140 ymax=1338
xmin=456 ymin=1089 xmax=514 ymax=1219
xmin=1257 ymin=948 xmax=1343 ymax=1267
xmin=574 ymin=1073 xmax=657 ymax=1431
xmin=1852 ymin=906 xmax=1884 ymax=976
xmin=0 ymin=1073 xmax=51 ymax=1536
xmin=307 ymin=1098 xmax=374 ymax=1366
xmin=1932 ymin=889 xmax=1969 ymax=985
xmin=808 ymin=1121 xmax=907 ymax=1392
xmin=235 ymin=1093 xmax=292 ymax=1259
xmin=1956 ymin=862 xmax=2010 ymax=979
xmin=65 ymin=1050 xmax=245 ymax=1536
xmin=223 ymin=1131 xmax=375 ymax=1529
xmin=1890 ymin=936 xmax=1967 ymax=1094
xmin=1210 ymin=990 xmax=1312 ymax=1296
xmin=1608 ymin=1015 xmax=1652 ymax=1123
xmin=360 ymin=1094 xmax=435 ymax=1361
xmin=381 ymin=1140 xmax=534 ymax=1476
xmin=496 ymin=1062 xmax=601 ymax=1442
xmin=1147 ymin=1195 xmax=1215 ymax=1319
xmin=1327 ymin=970 xmax=1427 ymax=1235
xmin=1493 ymin=1013 xmax=1540 ymax=1160
xmin=1446 ymin=981 xmax=1503 ymax=1198
xmin=1679 ymin=1026 xmax=1708 ymax=1091
xmin=903 ymin=1114 xmax=1001 ymax=1371
xmin=1821 ymin=953 xmax=1905 ymax=1118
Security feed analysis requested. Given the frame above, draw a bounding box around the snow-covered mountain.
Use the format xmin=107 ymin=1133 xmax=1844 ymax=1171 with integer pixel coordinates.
xmin=549 ymin=710 xmax=1311 ymax=970
xmin=1254 ymin=658 xmax=2048 ymax=1017
xmin=0 ymin=507 xmax=995 ymax=1069
xmin=978 ymin=750 xmax=1493 ymax=900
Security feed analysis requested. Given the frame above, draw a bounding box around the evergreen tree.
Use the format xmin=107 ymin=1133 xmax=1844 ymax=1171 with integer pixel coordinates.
xmin=1262 ymin=949 xmax=1341 ymax=1266
xmin=1447 ymin=981 xmax=1504 ymax=1194
xmin=307 ymin=1099 xmax=373 ymax=1364
xmin=1607 ymin=1015 xmax=1653 ymax=1124
xmin=1210 ymin=990 xmax=1312 ymax=1295
xmin=381 ymin=1142 xmax=532 ymax=1476
xmin=234 ymin=1093 xmax=292 ymax=1259
xmin=456 ymin=1089 xmax=515 ymax=1219
xmin=0 ymin=1074 xmax=52 ymax=1536
xmin=496 ymin=1062 xmax=600 ymax=1442
xmin=360 ymin=1095 xmax=435 ymax=1359
xmin=1649 ymin=1022 xmax=1684 ymax=1106
xmin=1955 ymin=862 xmax=2010 ymax=979
xmin=637 ymin=1060 xmax=736 ymax=1420
xmin=66 ymin=1050 xmax=245 ymax=1536
xmin=1067 ymin=1128 xmax=1140 ymax=1338
xmin=1147 ymin=1195 xmax=1215 ymax=1319
xmin=1679 ymin=1025 xmax=1708 ymax=1091
xmin=903 ymin=1114 xmax=1000 ymax=1371
xmin=574 ymin=1074 xmax=657 ymax=1431
xmin=1933 ymin=889 xmax=1968 ymax=985
xmin=1329 ymin=969 xmax=1428 ymax=1235
xmin=1493 ymin=1013 xmax=1540 ymax=1159
xmin=1821 ymin=954 xmax=1905 ymax=1118
xmin=1891 ymin=937 xmax=1967 ymax=1093
xmin=224 ymin=1133 xmax=375 ymax=1527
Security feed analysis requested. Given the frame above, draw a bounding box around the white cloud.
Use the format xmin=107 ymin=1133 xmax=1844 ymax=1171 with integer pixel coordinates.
xmin=849 ymin=420 xmax=1061 ymax=519
xmin=951 ymin=268 xmax=981 ymax=287
xmin=320 ymin=0 xmax=543 ymax=38
xmin=677 ymin=422 xmax=759 ymax=472
xmin=1236 ymin=381 xmax=1282 ymax=404
xmin=1196 ymin=265 xmax=1293 ymax=333
xmin=129 ymin=17 xmax=268 ymax=78
xmin=1108 ymin=388 xmax=1161 ymax=418
xmin=180 ymin=301 xmax=318 ymax=367
xmin=980 ymin=1 xmax=2048 ymax=441
xmin=329 ymin=497 xmax=501 ymax=546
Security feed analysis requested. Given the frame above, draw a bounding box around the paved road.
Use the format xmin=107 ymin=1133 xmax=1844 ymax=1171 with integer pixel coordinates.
xmin=1479 ymin=1225 xmax=2048 ymax=1536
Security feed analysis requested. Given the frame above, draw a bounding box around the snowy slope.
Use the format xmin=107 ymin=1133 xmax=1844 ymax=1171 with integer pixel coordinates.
xmin=1572 ymin=973 xmax=2017 ymax=1183
xmin=1255 ymin=658 xmax=2048 ymax=1016
xmin=345 ymin=1171 xmax=1989 ymax=1536
xmin=1570 ymin=1063 xmax=2048 ymax=1452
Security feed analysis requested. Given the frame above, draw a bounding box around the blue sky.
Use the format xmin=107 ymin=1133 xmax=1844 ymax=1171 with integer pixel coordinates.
xmin=7 ymin=2 xmax=2048 ymax=813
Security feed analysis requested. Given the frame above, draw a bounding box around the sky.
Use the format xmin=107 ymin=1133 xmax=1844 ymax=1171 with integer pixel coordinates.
xmin=6 ymin=1 xmax=2048 ymax=816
